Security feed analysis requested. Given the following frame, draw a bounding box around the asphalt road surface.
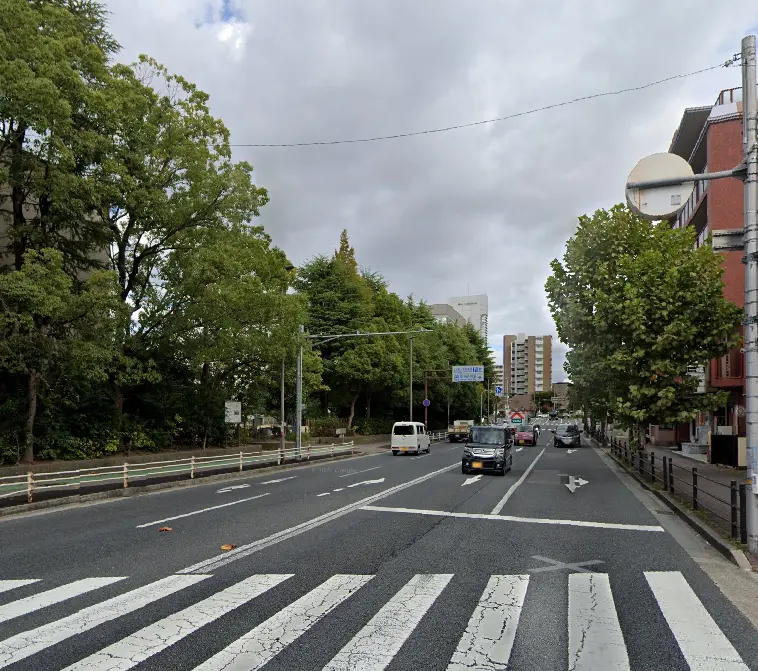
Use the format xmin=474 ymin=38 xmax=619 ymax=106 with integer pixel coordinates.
xmin=2 ymin=428 xmax=758 ymax=670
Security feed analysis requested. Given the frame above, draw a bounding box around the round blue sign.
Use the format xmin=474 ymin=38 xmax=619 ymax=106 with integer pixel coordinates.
xmin=423 ymin=399 xmax=430 ymax=407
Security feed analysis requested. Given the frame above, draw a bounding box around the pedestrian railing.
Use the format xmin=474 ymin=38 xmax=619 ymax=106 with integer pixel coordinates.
xmin=604 ymin=436 xmax=748 ymax=545
xmin=0 ymin=442 xmax=356 ymax=507
xmin=429 ymin=431 xmax=447 ymax=442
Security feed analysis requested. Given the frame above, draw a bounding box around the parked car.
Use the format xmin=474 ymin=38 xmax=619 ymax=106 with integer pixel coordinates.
xmin=462 ymin=425 xmax=513 ymax=476
xmin=553 ymin=424 xmax=581 ymax=448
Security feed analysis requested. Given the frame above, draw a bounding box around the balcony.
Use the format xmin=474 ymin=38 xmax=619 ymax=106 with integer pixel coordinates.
xmin=674 ymin=165 xmax=708 ymax=230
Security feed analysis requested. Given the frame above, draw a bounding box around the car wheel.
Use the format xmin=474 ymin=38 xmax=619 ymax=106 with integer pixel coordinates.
xmin=392 ymin=450 xmax=398 ymax=456
xmin=461 ymin=464 xmax=468 ymax=474
xmin=496 ymin=468 xmax=506 ymax=476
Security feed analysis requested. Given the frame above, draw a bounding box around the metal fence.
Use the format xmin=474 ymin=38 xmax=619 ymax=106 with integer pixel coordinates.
xmin=595 ymin=432 xmax=748 ymax=545
xmin=0 ymin=442 xmax=356 ymax=507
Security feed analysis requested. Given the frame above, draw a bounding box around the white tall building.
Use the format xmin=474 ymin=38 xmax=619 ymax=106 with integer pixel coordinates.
xmin=447 ymin=294 xmax=488 ymax=341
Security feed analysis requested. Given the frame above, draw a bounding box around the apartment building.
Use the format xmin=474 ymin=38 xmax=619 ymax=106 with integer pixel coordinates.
xmin=447 ymin=294 xmax=488 ymax=341
xmin=665 ymin=86 xmax=749 ymax=449
xmin=502 ymin=334 xmax=552 ymax=410
xmin=492 ymin=364 xmax=504 ymax=389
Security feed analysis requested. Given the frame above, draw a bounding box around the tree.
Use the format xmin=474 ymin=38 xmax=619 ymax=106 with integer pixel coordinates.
xmin=533 ymin=391 xmax=553 ymax=411
xmin=546 ymin=204 xmax=742 ymax=448
xmin=0 ymin=250 xmax=123 ymax=461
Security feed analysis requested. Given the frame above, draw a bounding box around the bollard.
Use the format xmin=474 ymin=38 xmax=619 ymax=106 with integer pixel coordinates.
xmin=692 ymin=467 xmax=698 ymax=510
xmin=739 ymin=484 xmax=747 ymax=544
xmin=668 ymin=458 xmax=674 ymax=493
xmin=123 ymin=463 xmax=128 ymax=489
xmin=239 ymin=451 xmax=243 ymax=472
xmin=27 ymin=472 xmax=33 ymax=503
xmin=731 ymin=481 xmax=739 ymax=539
xmin=190 ymin=456 xmax=196 ymax=479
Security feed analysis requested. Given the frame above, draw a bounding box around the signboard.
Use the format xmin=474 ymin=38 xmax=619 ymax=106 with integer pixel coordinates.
xmin=452 ymin=365 xmax=485 ymax=382
xmin=495 ymin=386 xmax=503 ymax=397
xmin=511 ymin=418 xmax=523 ymax=424
xmin=224 ymin=400 xmax=242 ymax=424
xmin=508 ymin=411 xmax=524 ymax=426
xmin=423 ymin=399 xmax=430 ymax=407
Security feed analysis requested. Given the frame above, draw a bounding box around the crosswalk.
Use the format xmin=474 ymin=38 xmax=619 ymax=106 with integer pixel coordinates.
xmin=0 ymin=570 xmax=752 ymax=670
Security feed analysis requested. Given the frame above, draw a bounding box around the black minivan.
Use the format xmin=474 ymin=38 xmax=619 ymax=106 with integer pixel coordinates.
xmin=462 ymin=425 xmax=513 ymax=476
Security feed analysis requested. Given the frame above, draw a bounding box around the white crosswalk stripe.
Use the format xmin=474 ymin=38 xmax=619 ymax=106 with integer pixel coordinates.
xmin=644 ymin=571 xmax=750 ymax=671
xmin=323 ymin=573 xmax=453 ymax=671
xmin=0 ymin=570 xmax=750 ymax=670
xmin=195 ymin=574 xmax=374 ymax=671
xmin=0 ymin=579 xmax=40 ymax=595
xmin=0 ymin=574 xmax=209 ymax=669
xmin=0 ymin=577 xmax=125 ymax=624
xmin=62 ymin=574 xmax=293 ymax=671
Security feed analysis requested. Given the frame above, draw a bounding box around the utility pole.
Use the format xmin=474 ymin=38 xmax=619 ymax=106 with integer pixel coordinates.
xmin=487 ymin=379 xmax=491 ymax=422
xmin=742 ymin=34 xmax=758 ymax=554
xmin=625 ymin=35 xmax=758 ymax=553
xmin=424 ymin=371 xmax=428 ymax=429
xmin=295 ymin=324 xmax=303 ymax=459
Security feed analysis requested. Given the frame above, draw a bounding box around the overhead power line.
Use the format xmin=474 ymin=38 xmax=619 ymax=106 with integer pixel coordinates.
xmin=231 ymin=55 xmax=742 ymax=148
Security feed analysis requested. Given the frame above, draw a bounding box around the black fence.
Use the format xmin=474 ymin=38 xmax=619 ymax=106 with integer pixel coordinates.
xmin=591 ymin=430 xmax=747 ymax=545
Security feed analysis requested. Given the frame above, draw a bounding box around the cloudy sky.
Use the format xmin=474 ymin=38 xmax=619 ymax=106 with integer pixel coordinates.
xmin=103 ymin=0 xmax=757 ymax=380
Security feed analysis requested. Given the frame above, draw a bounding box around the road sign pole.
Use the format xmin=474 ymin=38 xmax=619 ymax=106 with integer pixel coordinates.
xmin=295 ymin=324 xmax=303 ymax=459
xmin=424 ymin=371 xmax=428 ymax=429
xmin=409 ymin=337 xmax=414 ymax=422
xmin=742 ymin=34 xmax=758 ymax=554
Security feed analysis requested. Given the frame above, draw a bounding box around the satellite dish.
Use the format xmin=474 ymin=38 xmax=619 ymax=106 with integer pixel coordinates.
xmin=625 ymin=153 xmax=695 ymax=221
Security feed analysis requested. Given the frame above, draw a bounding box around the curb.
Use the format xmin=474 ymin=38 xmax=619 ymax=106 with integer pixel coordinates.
xmin=0 ymin=451 xmax=365 ymax=520
xmin=594 ymin=439 xmax=753 ymax=571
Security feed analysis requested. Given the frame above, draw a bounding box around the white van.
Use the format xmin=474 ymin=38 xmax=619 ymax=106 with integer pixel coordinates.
xmin=391 ymin=422 xmax=430 ymax=456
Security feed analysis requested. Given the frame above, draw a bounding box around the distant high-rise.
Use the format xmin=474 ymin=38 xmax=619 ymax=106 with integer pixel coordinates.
xmin=502 ymin=334 xmax=552 ymax=409
xmin=447 ymin=294 xmax=488 ymax=341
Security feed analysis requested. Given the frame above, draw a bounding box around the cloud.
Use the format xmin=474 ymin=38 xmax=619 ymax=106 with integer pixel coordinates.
xmin=102 ymin=0 xmax=757 ymax=380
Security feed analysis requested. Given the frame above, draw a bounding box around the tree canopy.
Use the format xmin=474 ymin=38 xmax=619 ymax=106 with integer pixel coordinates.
xmin=546 ymin=204 xmax=742 ymax=446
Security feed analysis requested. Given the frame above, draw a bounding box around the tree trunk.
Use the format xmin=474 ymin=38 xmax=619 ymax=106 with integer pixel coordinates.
xmin=200 ymin=361 xmax=210 ymax=449
xmin=347 ymin=393 xmax=359 ymax=430
xmin=366 ymin=395 xmax=371 ymax=420
xmin=114 ymin=383 xmax=127 ymax=454
xmin=22 ymin=369 xmax=38 ymax=463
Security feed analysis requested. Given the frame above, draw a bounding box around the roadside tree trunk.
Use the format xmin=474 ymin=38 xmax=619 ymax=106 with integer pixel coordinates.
xmin=347 ymin=393 xmax=359 ymax=430
xmin=22 ymin=368 xmax=39 ymax=463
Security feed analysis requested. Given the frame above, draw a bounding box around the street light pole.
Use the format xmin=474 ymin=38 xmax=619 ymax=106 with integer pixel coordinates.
xmin=409 ymin=337 xmax=414 ymax=421
xmin=295 ymin=324 xmax=303 ymax=459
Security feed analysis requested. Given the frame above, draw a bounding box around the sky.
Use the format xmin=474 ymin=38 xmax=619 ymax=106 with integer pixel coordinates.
xmin=102 ymin=0 xmax=758 ymax=381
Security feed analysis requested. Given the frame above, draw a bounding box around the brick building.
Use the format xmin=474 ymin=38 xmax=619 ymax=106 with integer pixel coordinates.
xmin=659 ymin=86 xmax=750 ymax=451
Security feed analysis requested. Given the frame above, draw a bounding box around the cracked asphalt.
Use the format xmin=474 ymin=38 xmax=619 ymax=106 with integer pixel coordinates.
xmin=2 ymin=430 xmax=758 ymax=670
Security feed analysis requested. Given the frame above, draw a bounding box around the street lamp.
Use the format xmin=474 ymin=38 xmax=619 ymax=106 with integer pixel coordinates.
xmin=294 ymin=328 xmax=432 ymax=458
xmin=409 ymin=337 xmax=414 ymax=421
xmin=280 ymin=265 xmax=295 ymax=462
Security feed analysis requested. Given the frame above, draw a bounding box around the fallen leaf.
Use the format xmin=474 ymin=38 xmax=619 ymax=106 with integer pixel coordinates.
xmin=220 ymin=544 xmax=238 ymax=551
xmin=158 ymin=527 xmax=172 ymax=532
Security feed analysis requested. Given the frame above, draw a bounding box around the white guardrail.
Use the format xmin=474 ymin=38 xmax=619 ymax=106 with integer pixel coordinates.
xmin=0 ymin=442 xmax=356 ymax=505
xmin=429 ymin=431 xmax=447 ymax=442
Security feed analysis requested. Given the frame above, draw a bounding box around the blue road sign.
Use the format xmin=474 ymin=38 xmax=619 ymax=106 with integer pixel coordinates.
xmin=452 ymin=365 xmax=485 ymax=382
xmin=423 ymin=399 xmax=431 ymax=407
xmin=495 ymin=386 xmax=503 ymax=397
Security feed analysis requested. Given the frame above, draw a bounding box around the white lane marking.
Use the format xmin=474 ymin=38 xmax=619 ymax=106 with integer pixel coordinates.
xmin=62 ymin=574 xmax=293 ymax=671
xmin=317 ymin=493 xmax=330 ymax=497
xmin=339 ymin=466 xmax=383 ymax=478
xmin=515 ymin=447 xmax=523 ymax=452
xmin=323 ymin=574 xmax=453 ymax=671
xmin=333 ymin=488 xmax=345 ymax=492
xmin=0 ymin=577 xmax=125 ymax=624
xmin=0 ymin=574 xmax=209 ymax=669
xmin=490 ymin=448 xmax=545 ymax=514
xmin=447 ymin=575 xmax=528 ymax=671
xmin=461 ymin=474 xmax=483 ymax=486
xmin=135 ymin=493 xmax=269 ymax=528
xmin=346 ymin=478 xmax=386 ymax=488
xmin=195 ymin=575 xmax=373 ymax=671
xmin=260 ymin=476 xmax=297 ymax=485
xmin=0 ymin=580 xmax=40 ymax=595
xmin=361 ymin=506 xmax=665 ymax=532
xmin=568 ymin=573 xmax=630 ymax=670
xmin=644 ymin=571 xmax=749 ymax=670
xmin=178 ymin=462 xmax=459 ymax=574
xmin=216 ymin=484 xmax=251 ymax=494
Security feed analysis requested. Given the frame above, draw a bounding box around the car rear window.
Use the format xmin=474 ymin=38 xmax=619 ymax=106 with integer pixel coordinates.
xmin=393 ymin=425 xmax=415 ymax=435
xmin=556 ymin=425 xmax=579 ymax=435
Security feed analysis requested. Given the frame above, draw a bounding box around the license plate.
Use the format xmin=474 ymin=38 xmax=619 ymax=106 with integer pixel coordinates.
xmin=518 ymin=440 xmax=524 ymax=445
xmin=400 ymin=447 xmax=407 ymax=452
xmin=472 ymin=461 xmax=483 ymax=469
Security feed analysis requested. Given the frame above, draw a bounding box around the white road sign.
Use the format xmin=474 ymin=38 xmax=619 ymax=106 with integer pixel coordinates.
xmin=224 ymin=400 xmax=242 ymax=424
xmin=452 ymin=365 xmax=485 ymax=382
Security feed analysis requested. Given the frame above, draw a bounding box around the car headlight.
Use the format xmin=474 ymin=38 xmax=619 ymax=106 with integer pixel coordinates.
xmin=463 ymin=447 xmax=472 ymax=456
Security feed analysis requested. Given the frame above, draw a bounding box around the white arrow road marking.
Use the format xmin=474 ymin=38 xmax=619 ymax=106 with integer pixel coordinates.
xmin=259 ymin=476 xmax=297 ymax=485
xmin=566 ymin=449 xmax=578 ymax=454
xmin=575 ymin=477 xmax=589 ymax=486
xmin=462 ymin=475 xmax=483 ymax=486
xmin=216 ymin=484 xmax=251 ymax=494
xmin=346 ymin=478 xmax=386 ymax=488
xmin=515 ymin=447 xmax=523 ymax=452
xmin=565 ymin=476 xmax=589 ymax=493
xmin=317 ymin=493 xmax=330 ymax=497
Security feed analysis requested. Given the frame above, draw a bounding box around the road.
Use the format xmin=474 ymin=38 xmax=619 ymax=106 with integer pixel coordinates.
xmin=1 ymin=427 xmax=758 ymax=670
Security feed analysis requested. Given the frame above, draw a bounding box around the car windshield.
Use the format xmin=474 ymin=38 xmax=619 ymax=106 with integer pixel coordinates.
xmin=520 ymin=425 xmax=533 ymax=432
xmin=393 ymin=425 xmax=415 ymax=435
xmin=468 ymin=427 xmax=506 ymax=445
xmin=556 ymin=425 xmax=578 ymax=435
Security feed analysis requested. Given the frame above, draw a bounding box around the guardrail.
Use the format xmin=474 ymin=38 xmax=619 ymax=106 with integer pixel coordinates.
xmin=429 ymin=431 xmax=447 ymax=443
xmin=598 ymin=433 xmax=748 ymax=545
xmin=0 ymin=442 xmax=356 ymax=507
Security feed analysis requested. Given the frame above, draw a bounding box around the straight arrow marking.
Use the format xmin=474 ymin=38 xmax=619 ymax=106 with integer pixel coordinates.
xmin=462 ymin=474 xmax=483 ymax=486
xmin=346 ymin=478 xmax=386 ymax=488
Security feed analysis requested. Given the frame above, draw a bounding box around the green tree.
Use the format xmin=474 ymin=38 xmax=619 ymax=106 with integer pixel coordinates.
xmin=546 ymin=204 xmax=742 ymax=448
xmin=0 ymin=250 xmax=123 ymax=461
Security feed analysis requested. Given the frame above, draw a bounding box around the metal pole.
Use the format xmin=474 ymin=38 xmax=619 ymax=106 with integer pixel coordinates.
xmin=742 ymin=33 xmax=758 ymax=554
xmin=279 ymin=285 xmax=286 ymax=461
xmin=487 ymin=380 xmax=490 ymax=421
xmin=424 ymin=371 xmax=428 ymax=429
xmin=409 ymin=337 xmax=414 ymax=421
xmin=295 ymin=324 xmax=303 ymax=459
